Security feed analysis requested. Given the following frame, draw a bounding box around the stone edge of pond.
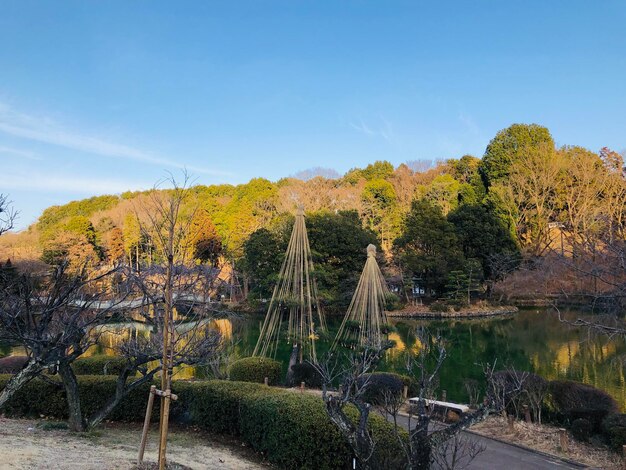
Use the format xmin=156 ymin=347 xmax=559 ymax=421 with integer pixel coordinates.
xmin=387 ymin=306 xmax=519 ymax=319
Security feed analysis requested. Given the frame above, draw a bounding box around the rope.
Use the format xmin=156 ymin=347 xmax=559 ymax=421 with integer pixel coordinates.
xmin=253 ymin=207 xmax=326 ymax=361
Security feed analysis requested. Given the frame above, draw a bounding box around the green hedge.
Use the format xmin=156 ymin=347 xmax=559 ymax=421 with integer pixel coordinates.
xmin=0 ymin=375 xmax=152 ymax=422
xmin=229 ymin=357 xmax=281 ymax=385
xmin=602 ymin=413 xmax=626 ymax=450
xmin=0 ymin=355 xmax=130 ymax=376
xmin=361 ymin=372 xmax=418 ymax=405
xmin=0 ymin=375 xmax=407 ymax=469
xmin=545 ymin=380 xmax=619 ymax=432
xmin=72 ymin=356 xmax=129 ymax=376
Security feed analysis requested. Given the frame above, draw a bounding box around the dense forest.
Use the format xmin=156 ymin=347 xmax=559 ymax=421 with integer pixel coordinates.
xmin=1 ymin=123 xmax=624 ymax=311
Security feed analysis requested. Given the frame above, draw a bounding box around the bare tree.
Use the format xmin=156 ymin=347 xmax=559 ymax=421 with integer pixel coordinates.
xmin=130 ymin=172 xmax=229 ymax=469
xmin=316 ymin=328 xmax=517 ymax=469
xmin=314 ymin=347 xmax=385 ymax=470
xmin=431 ymin=434 xmax=486 ymax=470
xmin=0 ymin=194 xmax=17 ymax=236
xmin=462 ymin=379 xmax=481 ymax=409
xmin=0 ymin=261 xmax=122 ymax=429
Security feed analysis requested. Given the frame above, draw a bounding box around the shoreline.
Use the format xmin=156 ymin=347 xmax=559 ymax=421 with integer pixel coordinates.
xmin=387 ymin=305 xmax=518 ymax=318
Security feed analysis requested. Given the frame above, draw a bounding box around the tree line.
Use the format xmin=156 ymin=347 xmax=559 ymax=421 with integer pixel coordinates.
xmin=2 ymin=122 xmax=624 ymax=308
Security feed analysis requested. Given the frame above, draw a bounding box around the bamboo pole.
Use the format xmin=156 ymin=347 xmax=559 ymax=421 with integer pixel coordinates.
xmin=158 ymin=390 xmax=172 ymax=469
xmin=158 ymin=250 xmax=174 ymax=470
xmin=253 ymin=206 xmax=325 ymax=362
xmin=137 ymin=385 xmax=157 ymax=464
xmin=332 ymin=244 xmax=389 ymax=351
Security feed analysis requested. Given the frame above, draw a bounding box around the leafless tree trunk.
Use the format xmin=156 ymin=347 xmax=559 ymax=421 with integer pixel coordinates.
xmin=58 ymin=361 xmax=85 ymax=432
xmin=0 ymin=194 xmax=17 ymax=236
xmin=0 ymin=262 xmax=123 ymax=412
xmin=316 ymin=328 xmax=518 ymax=469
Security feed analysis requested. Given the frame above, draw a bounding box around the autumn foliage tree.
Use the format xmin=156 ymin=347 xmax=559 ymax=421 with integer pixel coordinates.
xmin=186 ymin=209 xmax=222 ymax=266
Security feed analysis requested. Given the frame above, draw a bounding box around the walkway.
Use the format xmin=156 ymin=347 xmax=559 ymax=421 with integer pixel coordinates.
xmin=394 ymin=414 xmax=584 ymax=469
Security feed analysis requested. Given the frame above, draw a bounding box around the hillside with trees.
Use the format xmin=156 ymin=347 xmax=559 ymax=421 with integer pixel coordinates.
xmin=1 ymin=123 xmax=624 ymax=312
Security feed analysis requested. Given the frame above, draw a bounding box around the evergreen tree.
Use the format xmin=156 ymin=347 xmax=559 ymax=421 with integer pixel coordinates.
xmin=394 ymin=199 xmax=463 ymax=296
xmin=480 ymin=123 xmax=554 ymax=187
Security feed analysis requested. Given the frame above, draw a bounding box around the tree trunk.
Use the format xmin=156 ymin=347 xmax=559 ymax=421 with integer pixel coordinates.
xmin=58 ymin=361 xmax=86 ymax=432
xmin=325 ymin=397 xmax=374 ymax=470
xmin=88 ymin=370 xmax=156 ymax=429
xmin=285 ymin=343 xmax=300 ymax=387
xmin=409 ymin=415 xmax=432 ymax=469
xmin=0 ymin=360 xmax=44 ymax=409
xmin=428 ymin=405 xmax=492 ymax=450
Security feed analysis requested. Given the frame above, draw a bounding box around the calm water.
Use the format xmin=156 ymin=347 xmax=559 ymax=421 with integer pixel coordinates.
xmin=2 ymin=308 xmax=624 ymax=408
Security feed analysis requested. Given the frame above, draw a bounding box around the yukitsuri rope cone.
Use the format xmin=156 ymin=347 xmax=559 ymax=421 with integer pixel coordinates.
xmin=253 ymin=206 xmax=326 ymax=373
xmin=333 ymin=244 xmax=390 ymax=351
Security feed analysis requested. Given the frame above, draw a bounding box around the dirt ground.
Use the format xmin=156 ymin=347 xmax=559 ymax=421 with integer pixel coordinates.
xmin=0 ymin=418 xmax=267 ymax=470
xmin=472 ymin=415 xmax=623 ymax=469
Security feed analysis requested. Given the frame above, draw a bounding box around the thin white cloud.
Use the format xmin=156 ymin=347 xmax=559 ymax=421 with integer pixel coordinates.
xmin=349 ymin=119 xmax=376 ymax=136
xmin=2 ymin=170 xmax=150 ymax=194
xmin=0 ymin=145 xmax=41 ymax=161
xmin=349 ymin=116 xmax=397 ymax=145
xmin=0 ymin=102 xmax=232 ymax=177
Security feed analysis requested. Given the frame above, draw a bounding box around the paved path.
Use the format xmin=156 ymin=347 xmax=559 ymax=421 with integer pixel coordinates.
xmin=394 ymin=414 xmax=585 ymax=469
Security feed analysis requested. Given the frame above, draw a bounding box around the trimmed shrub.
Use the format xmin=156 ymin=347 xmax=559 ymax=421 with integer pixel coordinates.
xmin=361 ymin=372 xmax=417 ymax=405
xmin=290 ymin=362 xmax=322 ymax=388
xmin=186 ymin=380 xmax=269 ymax=435
xmin=236 ymin=384 xmax=407 ymax=469
xmin=72 ymin=356 xmax=129 ymax=376
xmin=229 ymin=357 xmax=281 ymax=385
xmin=602 ymin=413 xmax=626 ymax=450
xmin=0 ymin=356 xmax=28 ymax=373
xmin=0 ymin=374 xmax=152 ymax=422
xmin=0 ymin=375 xmax=407 ymax=469
xmin=0 ymin=355 xmax=129 ymax=376
xmin=571 ymin=418 xmax=592 ymax=442
xmin=547 ymin=380 xmax=619 ymax=431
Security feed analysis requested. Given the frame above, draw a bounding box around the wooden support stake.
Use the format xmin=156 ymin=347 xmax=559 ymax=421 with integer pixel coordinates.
xmin=155 ymin=389 xmax=178 ymax=401
xmin=158 ymin=390 xmax=173 ymax=470
xmin=402 ymin=385 xmax=408 ymax=400
xmin=559 ymin=428 xmax=568 ymax=453
xmin=507 ymin=414 xmax=515 ymax=432
xmin=137 ymin=385 xmax=157 ymax=464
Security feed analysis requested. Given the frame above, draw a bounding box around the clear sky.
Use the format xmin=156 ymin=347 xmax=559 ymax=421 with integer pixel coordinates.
xmin=1 ymin=1 xmax=625 ymax=230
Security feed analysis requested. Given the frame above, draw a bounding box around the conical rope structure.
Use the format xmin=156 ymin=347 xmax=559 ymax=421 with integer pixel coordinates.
xmin=253 ymin=206 xmax=326 ymax=364
xmin=333 ymin=244 xmax=390 ymax=351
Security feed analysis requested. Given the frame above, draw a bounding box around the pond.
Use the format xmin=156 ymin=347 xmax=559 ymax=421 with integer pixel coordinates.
xmin=1 ymin=308 xmax=624 ymax=409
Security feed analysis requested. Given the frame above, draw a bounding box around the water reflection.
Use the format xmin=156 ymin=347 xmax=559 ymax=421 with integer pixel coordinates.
xmin=1 ymin=309 xmax=623 ymax=409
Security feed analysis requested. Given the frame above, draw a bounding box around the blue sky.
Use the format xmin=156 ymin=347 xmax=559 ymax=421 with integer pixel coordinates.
xmin=1 ymin=1 xmax=625 ymax=230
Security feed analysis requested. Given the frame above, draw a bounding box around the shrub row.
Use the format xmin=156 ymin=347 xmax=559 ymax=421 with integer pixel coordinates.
xmin=0 ymin=375 xmax=407 ymax=469
xmin=544 ymin=380 xmax=619 ymax=435
xmin=71 ymin=356 xmax=130 ymax=376
xmin=361 ymin=372 xmax=417 ymax=405
xmin=0 ymin=355 xmax=129 ymax=376
xmin=0 ymin=374 xmax=153 ymax=422
xmin=228 ymin=357 xmax=281 ymax=385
